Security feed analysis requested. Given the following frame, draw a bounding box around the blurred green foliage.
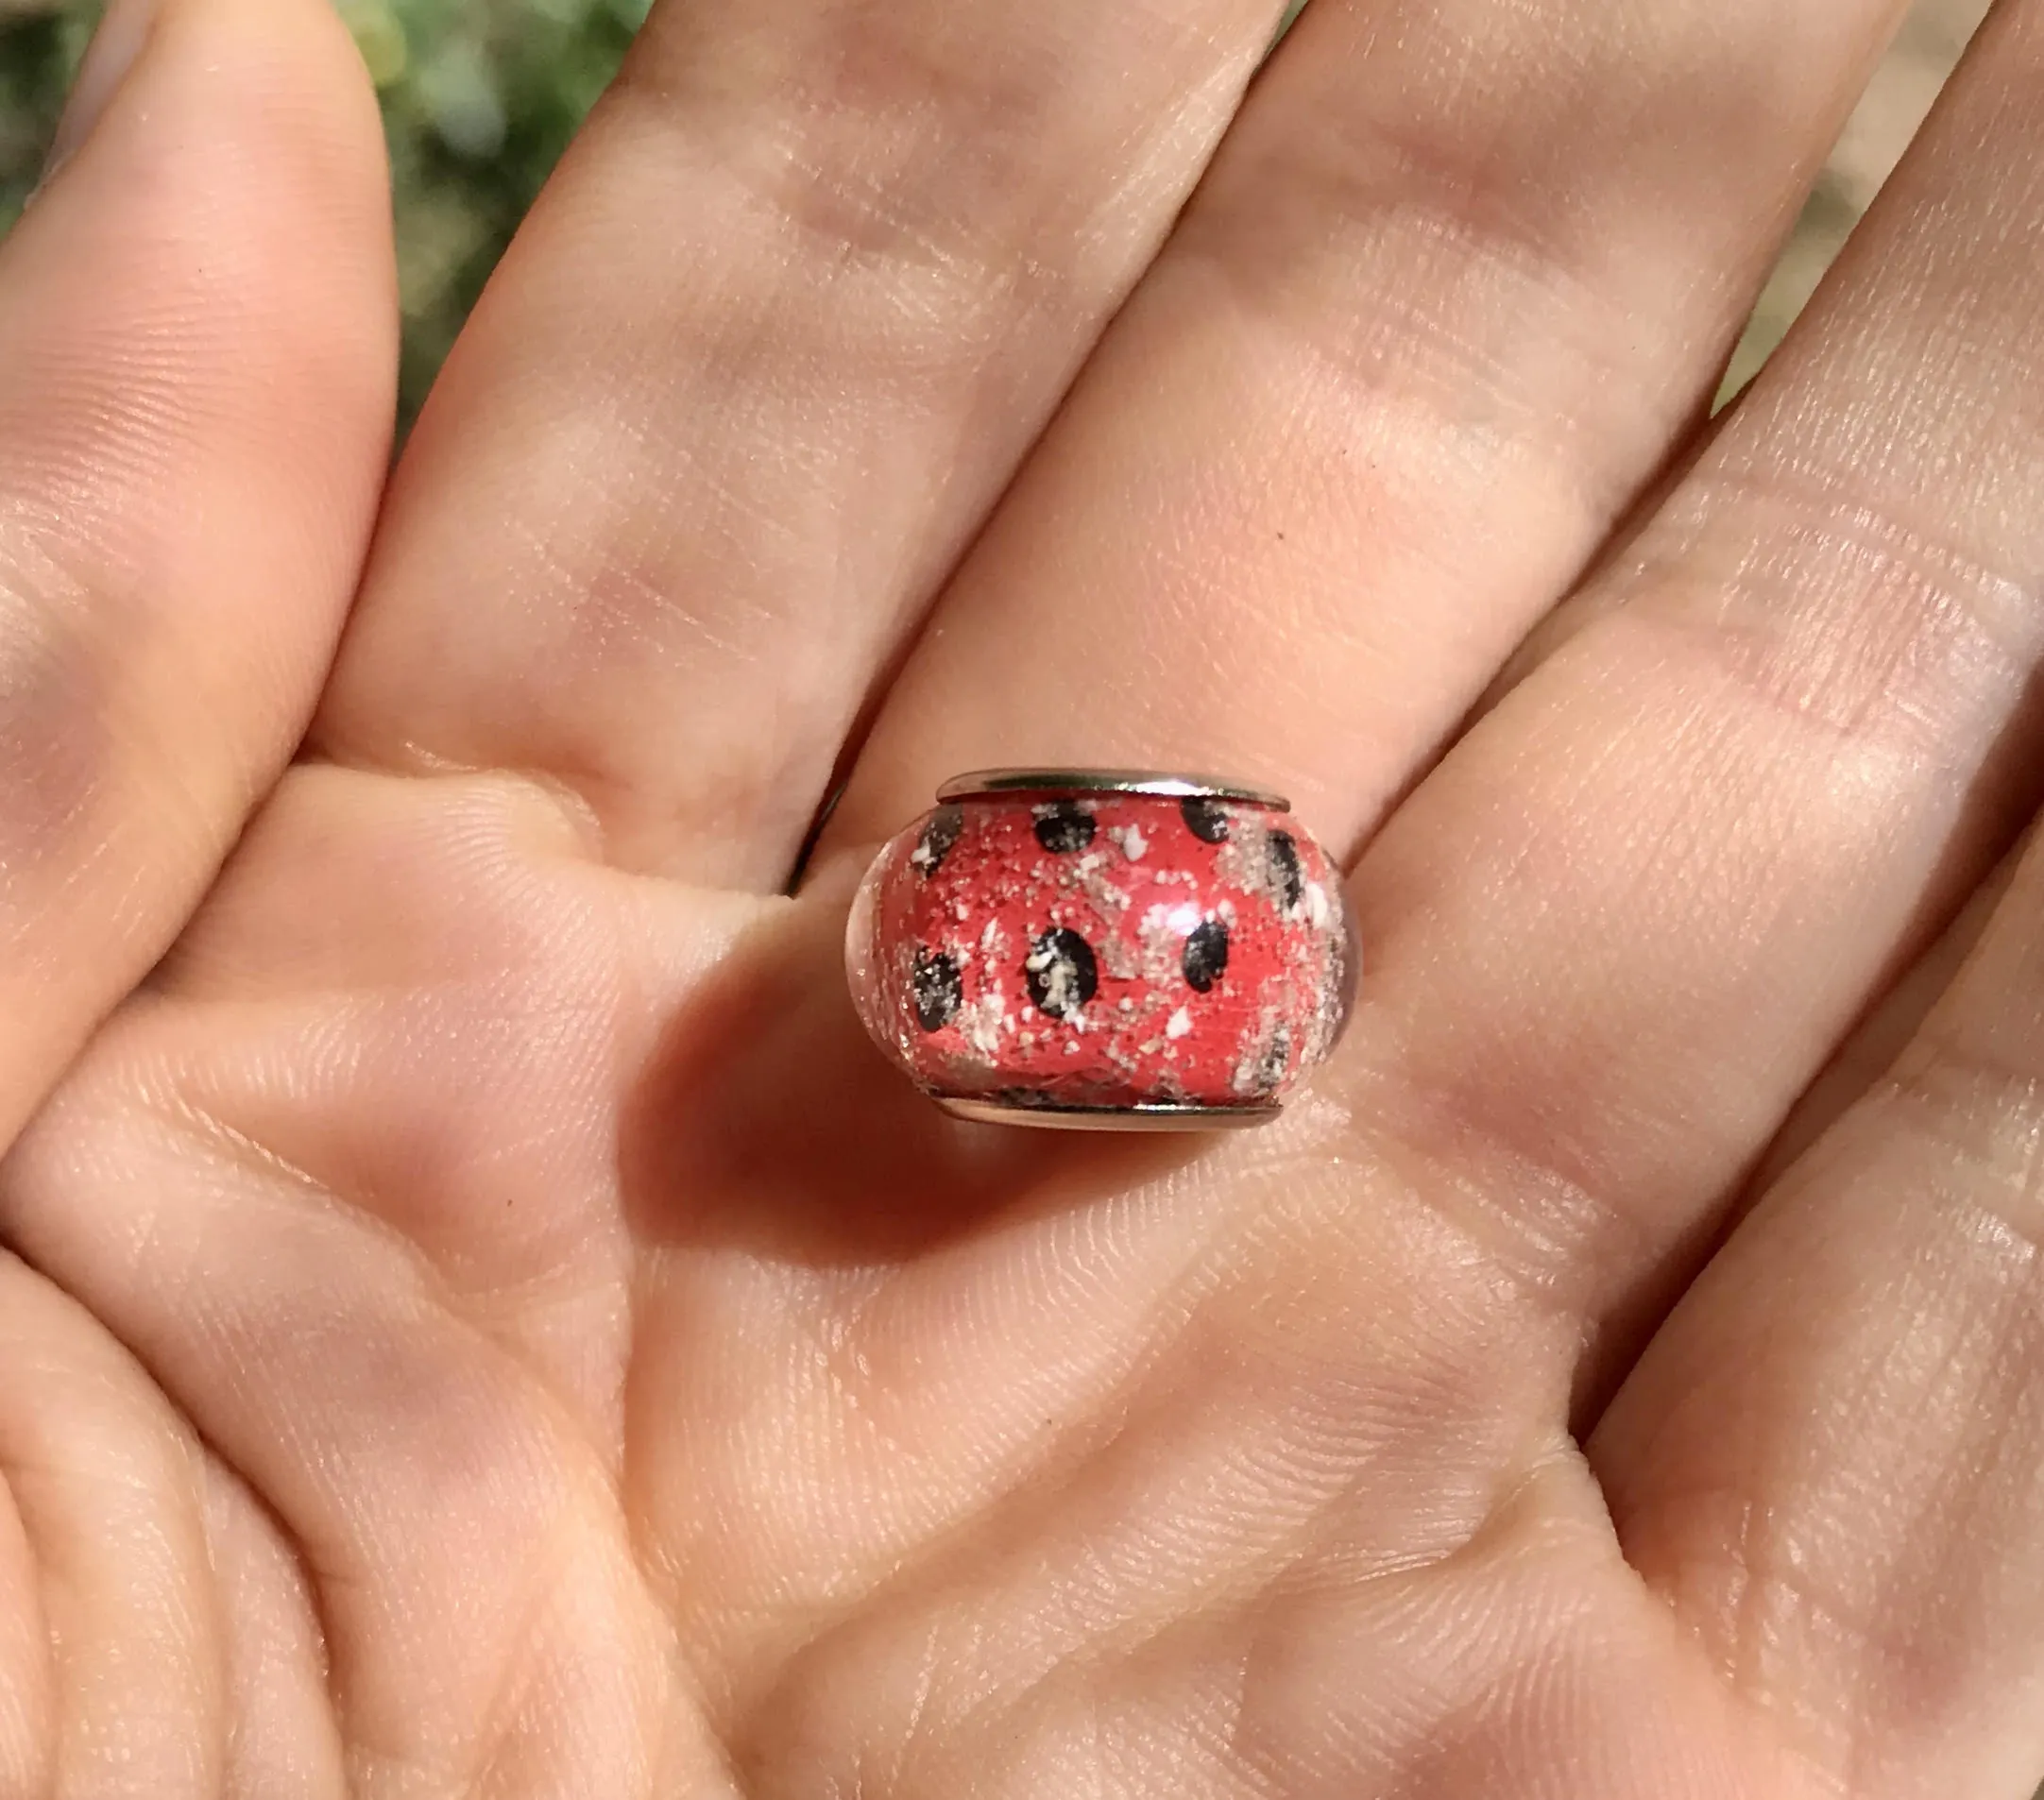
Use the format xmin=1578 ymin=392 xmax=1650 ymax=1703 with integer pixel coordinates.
xmin=0 ymin=0 xmax=645 ymax=417
xmin=346 ymin=0 xmax=647 ymax=413
xmin=0 ymin=10 xmax=87 ymax=225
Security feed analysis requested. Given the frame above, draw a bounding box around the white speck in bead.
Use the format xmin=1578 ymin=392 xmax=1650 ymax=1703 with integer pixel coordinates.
xmin=1166 ymin=1007 xmax=1193 ymax=1040
xmin=1109 ymin=824 xmax=1148 ymax=862
xmin=962 ymin=992 xmax=1005 ymax=1057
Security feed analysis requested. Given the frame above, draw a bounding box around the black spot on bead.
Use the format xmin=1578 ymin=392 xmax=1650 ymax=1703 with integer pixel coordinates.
xmin=911 ymin=948 xmax=963 ymax=1032
xmin=1033 ymin=802 xmax=1096 ymax=855
xmin=1253 ymin=1022 xmax=1292 ymax=1095
xmin=1182 ymin=918 xmax=1230 ymax=993
xmin=1024 ymin=926 xmax=1099 ymax=1020
xmin=1268 ymin=830 xmax=1304 ymax=913
xmin=1181 ymin=796 xmax=1230 ymax=843
xmin=911 ymin=804 xmax=963 ymax=877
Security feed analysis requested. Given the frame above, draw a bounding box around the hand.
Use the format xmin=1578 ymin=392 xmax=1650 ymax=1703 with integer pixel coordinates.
xmin=4 ymin=0 xmax=2043 ymax=1792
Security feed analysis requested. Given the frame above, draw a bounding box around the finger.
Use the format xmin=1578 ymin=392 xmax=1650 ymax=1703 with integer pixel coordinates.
xmin=823 ymin=0 xmax=1911 ymax=860
xmin=0 ymin=0 xmax=394 ymax=1146
xmin=311 ymin=0 xmax=1293 ymax=890
xmin=0 ymin=1252 xmax=224 ymax=1798
xmin=0 ymin=764 xmax=727 ymax=1792
xmin=1593 ymin=795 xmax=2044 ymax=1800
xmin=200 ymin=1457 xmax=346 ymax=1800
xmin=1314 ymin=0 xmax=2044 ymax=1384
xmin=1755 ymin=833 xmax=2019 ymax=1189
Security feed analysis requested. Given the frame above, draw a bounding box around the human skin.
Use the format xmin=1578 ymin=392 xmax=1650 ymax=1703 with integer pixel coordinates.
xmin=3 ymin=0 xmax=2044 ymax=1792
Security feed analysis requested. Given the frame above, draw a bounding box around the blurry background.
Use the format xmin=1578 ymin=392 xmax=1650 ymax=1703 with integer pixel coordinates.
xmin=0 ymin=0 xmax=653 ymax=416
xmin=0 ymin=0 xmax=1998 ymax=420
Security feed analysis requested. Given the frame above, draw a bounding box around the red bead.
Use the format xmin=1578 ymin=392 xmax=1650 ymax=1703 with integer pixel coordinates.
xmin=845 ymin=777 xmax=1357 ymax=1126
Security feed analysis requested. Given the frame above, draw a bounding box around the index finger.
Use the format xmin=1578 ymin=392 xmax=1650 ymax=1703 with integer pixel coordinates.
xmin=0 ymin=0 xmax=393 ymax=1146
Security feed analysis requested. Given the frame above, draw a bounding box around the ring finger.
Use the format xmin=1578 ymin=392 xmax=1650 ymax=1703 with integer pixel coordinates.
xmin=823 ymin=0 xmax=1918 ymax=863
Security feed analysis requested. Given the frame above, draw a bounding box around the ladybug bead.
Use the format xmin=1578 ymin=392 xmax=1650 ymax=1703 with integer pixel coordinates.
xmin=845 ymin=772 xmax=1358 ymax=1128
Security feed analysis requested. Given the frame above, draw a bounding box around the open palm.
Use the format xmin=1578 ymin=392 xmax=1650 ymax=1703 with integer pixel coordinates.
xmin=5 ymin=0 xmax=2044 ymax=1792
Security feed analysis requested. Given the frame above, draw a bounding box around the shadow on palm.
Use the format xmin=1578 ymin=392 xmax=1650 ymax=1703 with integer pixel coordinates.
xmin=621 ymin=874 xmax=1215 ymax=1265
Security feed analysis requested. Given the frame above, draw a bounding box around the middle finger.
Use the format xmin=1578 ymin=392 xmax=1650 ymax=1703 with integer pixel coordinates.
xmin=312 ymin=0 xmax=1295 ymax=890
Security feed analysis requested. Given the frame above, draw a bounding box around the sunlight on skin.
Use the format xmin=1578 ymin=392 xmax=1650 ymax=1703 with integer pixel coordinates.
xmin=2 ymin=0 xmax=2044 ymax=1794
